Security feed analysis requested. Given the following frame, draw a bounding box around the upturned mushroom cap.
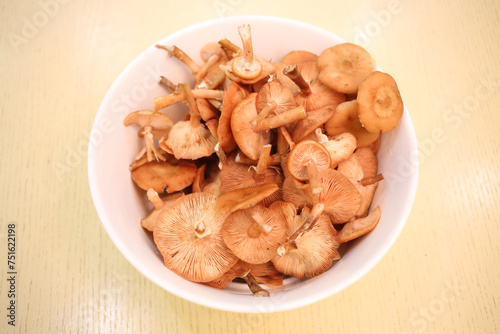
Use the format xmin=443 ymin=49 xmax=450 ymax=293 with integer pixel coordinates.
xmin=220 ymin=153 xmax=283 ymax=207
xmin=215 ymin=183 xmax=279 ymax=213
xmin=141 ymin=190 xmax=183 ymax=231
xmin=357 ymin=71 xmax=404 ymax=133
xmin=324 ymin=100 xmax=379 ymax=148
xmin=287 ymin=140 xmax=331 ymax=181
xmin=256 ymin=80 xmax=297 ymax=115
xmin=271 ymin=210 xmax=340 ymax=279
xmin=222 ymin=205 xmax=287 ymax=264
xmin=283 ymin=169 xmax=362 ymax=223
xmin=317 ymin=43 xmax=376 ymax=94
xmin=218 ymin=82 xmax=250 ymax=153
xmin=291 ymin=62 xmax=346 ymax=111
xmin=280 ymin=50 xmax=318 ymax=64
xmin=338 ymin=206 xmax=381 ymax=243
xmin=231 ymin=93 xmax=271 ymax=160
xmin=320 ymin=132 xmax=357 ymax=168
xmin=130 ymin=159 xmax=197 ymax=194
xmin=153 ymin=192 xmax=238 ymax=282
xmin=123 ymin=110 xmax=173 ymax=137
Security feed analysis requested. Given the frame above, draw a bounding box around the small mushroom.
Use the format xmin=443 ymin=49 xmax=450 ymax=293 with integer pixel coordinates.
xmin=156 ymin=44 xmax=201 ymax=75
xmin=217 ymin=82 xmax=250 ymax=154
xmin=314 ymin=130 xmax=357 ymax=168
xmin=140 ymin=189 xmax=183 ymax=231
xmin=222 ymin=25 xmax=275 ymax=84
xmin=290 ymin=104 xmax=335 ymax=143
xmin=165 ymin=83 xmax=217 ymax=160
xmin=317 ymin=43 xmax=376 ymax=94
xmin=338 ymin=206 xmax=381 ymax=243
xmin=324 ymin=100 xmax=379 ymax=148
xmin=123 ymin=110 xmax=173 ymax=162
xmin=215 ymin=183 xmax=279 ymax=213
xmin=284 ymin=63 xmax=346 ymax=112
xmin=130 ymin=158 xmax=197 ymax=194
xmin=222 ymin=205 xmax=287 ymax=264
xmin=357 ymin=71 xmax=404 ymax=133
xmin=280 ymin=50 xmax=318 ymax=64
xmin=271 ymin=205 xmax=340 ymax=279
xmin=230 ymin=93 xmax=271 ymax=160
xmin=153 ymin=192 xmax=238 ymax=282
xmin=286 ymin=139 xmax=331 ymax=195
xmin=253 ymin=80 xmax=297 ymax=126
xmin=220 ymin=148 xmax=283 ymax=207
xmin=153 ymin=88 xmax=223 ymax=112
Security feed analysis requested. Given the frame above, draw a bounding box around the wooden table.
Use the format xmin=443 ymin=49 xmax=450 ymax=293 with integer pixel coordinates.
xmin=1 ymin=0 xmax=499 ymax=333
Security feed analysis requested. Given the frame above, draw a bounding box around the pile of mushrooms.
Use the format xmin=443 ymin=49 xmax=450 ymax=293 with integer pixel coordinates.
xmin=123 ymin=25 xmax=404 ymax=297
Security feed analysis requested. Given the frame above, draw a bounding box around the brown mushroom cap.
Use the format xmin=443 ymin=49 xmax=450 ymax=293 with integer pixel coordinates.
xmin=222 ymin=205 xmax=287 ymax=264
xmin=153 ymin=192 xmax=238 ymax=282
xmin=317 ymin=43 xmax=376 ymax=94
xmin=123 ymin=110 xmax=173 ymax=136
xmin=320 ymin=132 xmax=357 ymax=168
xmin=231 ymin=93 xmax=271 ymax=160
xmin=220 ymin=152 xmax=283 ymax=207
xmin=357 ymin=71 xmax=404 ymax=133
xmin=291 ymin=104 xmax=335 ymax=143
xmin=141 ymin=190 xmax=183 ymax=231
xmin=130 ymin=159 xmax=197 ymax=194
xmin=287 ymin=140 xmax=331 ymax=181
xmin=292 ymin=62 xmax=346 ymax=111
xmin=338 ymin=206 xmax=381 ymax=243
xmin=280 ymin=50 xmax=318 ymax=65
xmin=215 ymin=183 xmax=279 ymax=213
xmin=271 ymin=210 xmax=340 ymax=279
xmin=256 ymin=80 xmax=297 ymax=115
xmin=324 ymin=100 xmax=379 ymax=148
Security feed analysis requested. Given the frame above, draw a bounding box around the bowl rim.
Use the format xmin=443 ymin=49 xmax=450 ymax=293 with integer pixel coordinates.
xmin=88 ymin=14 xmax=419 ymax=313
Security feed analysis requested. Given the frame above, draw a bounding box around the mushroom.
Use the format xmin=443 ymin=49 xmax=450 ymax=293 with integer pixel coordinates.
xmin=123 ymin=110 xmax=173 ymax=162
xmin=140 ymin=189 xmax=183 ymax=231
xmin=196 ymin=98 xmax=220 ymax=122
xmin=316 ymin=43 xmax=376 ymax=94
xmin=230 ymin=93 xmax=271 ymax=160
xmin=337 ymin=147 xmax=382 ymax=218
xmin=192 ymin=162 xmax=221 ymax=196
xmin=286 ymin=139 xmax=331 ymax=195
xmin=357 ymin=71 xmax=404 ymax=133
xmin=283 ymin=169 xmax=361 ymax=224
xmin=290 ymin=104 xmax=335 ymax=143
xmin=324 ymin=100 xmax=379 ymax=148
xmin=222 ymin=25 xmax=275 ymax=84
xmin=271 ymin=204 xmax=340 ymax=279
xmin=338 ymin=206 xmax=381 ymax=243
xmin=313 ymin=130 xmax=357 ymax=168
xmin=130 ymin=158 xmax=197 ymax=194
xmin=205 ymin=260 xmax=281 ymax=297
xmin=220 ymin=147 xmax=283 ymax=207
xmin=156 ymin=44 xmax=201 ymax=75
xmin=153 ymin=88 xmax=223 ymax=112
xmin=215 ymin=183 xmax=279 ymax=213
xmin=222 ymin=205 xmax=287 ymax=264
xmin=217 ymin=82 xmax=250 ymax=154
xmin=165 ymin=83 xmax=218 ymax=160
xmin=253 ymin=80 xmax=297 ymax=126
xmin=153 ymin=192 xmax=238 ymax=282
xmin=284 ymin=63 xmax=346 ymax=112
xmin=280 ymin=50 xmax=318 ymax=64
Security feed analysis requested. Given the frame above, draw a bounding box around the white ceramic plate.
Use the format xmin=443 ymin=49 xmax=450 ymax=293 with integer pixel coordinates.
xmin=88 ymin=15 xmax=418 ymax=313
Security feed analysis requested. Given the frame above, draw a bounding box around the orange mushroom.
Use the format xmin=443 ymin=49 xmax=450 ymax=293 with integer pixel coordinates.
xmin=215 ymin=183 xmax=279 ymax=213
xmin=140 ymin=189 xmax=183 ymax=231
xmin=338 ymin=206 xmax=381 ymax=243
xmin=280 ymin=50 xmax=318 ymax=64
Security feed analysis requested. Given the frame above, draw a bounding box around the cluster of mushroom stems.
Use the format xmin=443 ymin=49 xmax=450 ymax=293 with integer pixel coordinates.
xmin=124 ymin=25 xmax=404 ymax=297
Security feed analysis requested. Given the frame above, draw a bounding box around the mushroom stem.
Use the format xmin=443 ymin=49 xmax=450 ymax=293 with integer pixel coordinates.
xmin=283 ymin=65 xmax=312 ymax=96
xmin=247 ymin=211 xmax=273 ymax=238
xmin=255 ymin=144 xmax=272 ymax=176
xmin=194 ymin=221 xmax=211 ymax=238
xmin=218 ymin=38 xmax=242 ymax=55
xmin=305 ymin=159 xmax=323 ymax=195
xmin=154 ymin=89 xmax=224 ymax=112
xmin=147 ymin=188 xmax=165 ymax=210
xmin=277 ymin=203 xmax=325 ymax=255
xmin=252 ymin=105 xmax=306 ymax=132
xmin=279 ymin=126 xmax=295 ymax=150
xmin=159 ymin=76 xmax=177 ymax=92
xmin=214 ymin=142 xmax=227 ymax=169
xmin=250 ymin=101 xmax=277 ymax=126
xmin=195 ymin=53 xmax=220 ymax=83
xmin=155 ymin=44 xmax=201 ymax=74
xmin=242 ymin=272 xmax=270 ymax=297
xmin=142 ymin=126 xmax=166 ymax=162
xmin=235 ymin=152 xmax=281 ymax=166
xmin=178 ymin=83 xmax=202 ymax=128
xmin=238 ymin=25 xmax=254 ymax=65
xmin=360 ymin=173 xmax=384 ymax=186
xmin=314 ymin=128 xmax=329 ymax=144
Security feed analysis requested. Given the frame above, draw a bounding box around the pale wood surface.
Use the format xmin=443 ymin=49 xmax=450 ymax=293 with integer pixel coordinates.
xmin=1 ymin=0 xmax=500 ymax=333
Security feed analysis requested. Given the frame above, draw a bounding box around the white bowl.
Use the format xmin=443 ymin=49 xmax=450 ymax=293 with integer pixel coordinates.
xmin=88 ymin=15 xmax=418 ymax=313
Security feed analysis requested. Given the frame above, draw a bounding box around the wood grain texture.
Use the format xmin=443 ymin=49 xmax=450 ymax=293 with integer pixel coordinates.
xmin=1 ymin=0 xmax=499 ymax=333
